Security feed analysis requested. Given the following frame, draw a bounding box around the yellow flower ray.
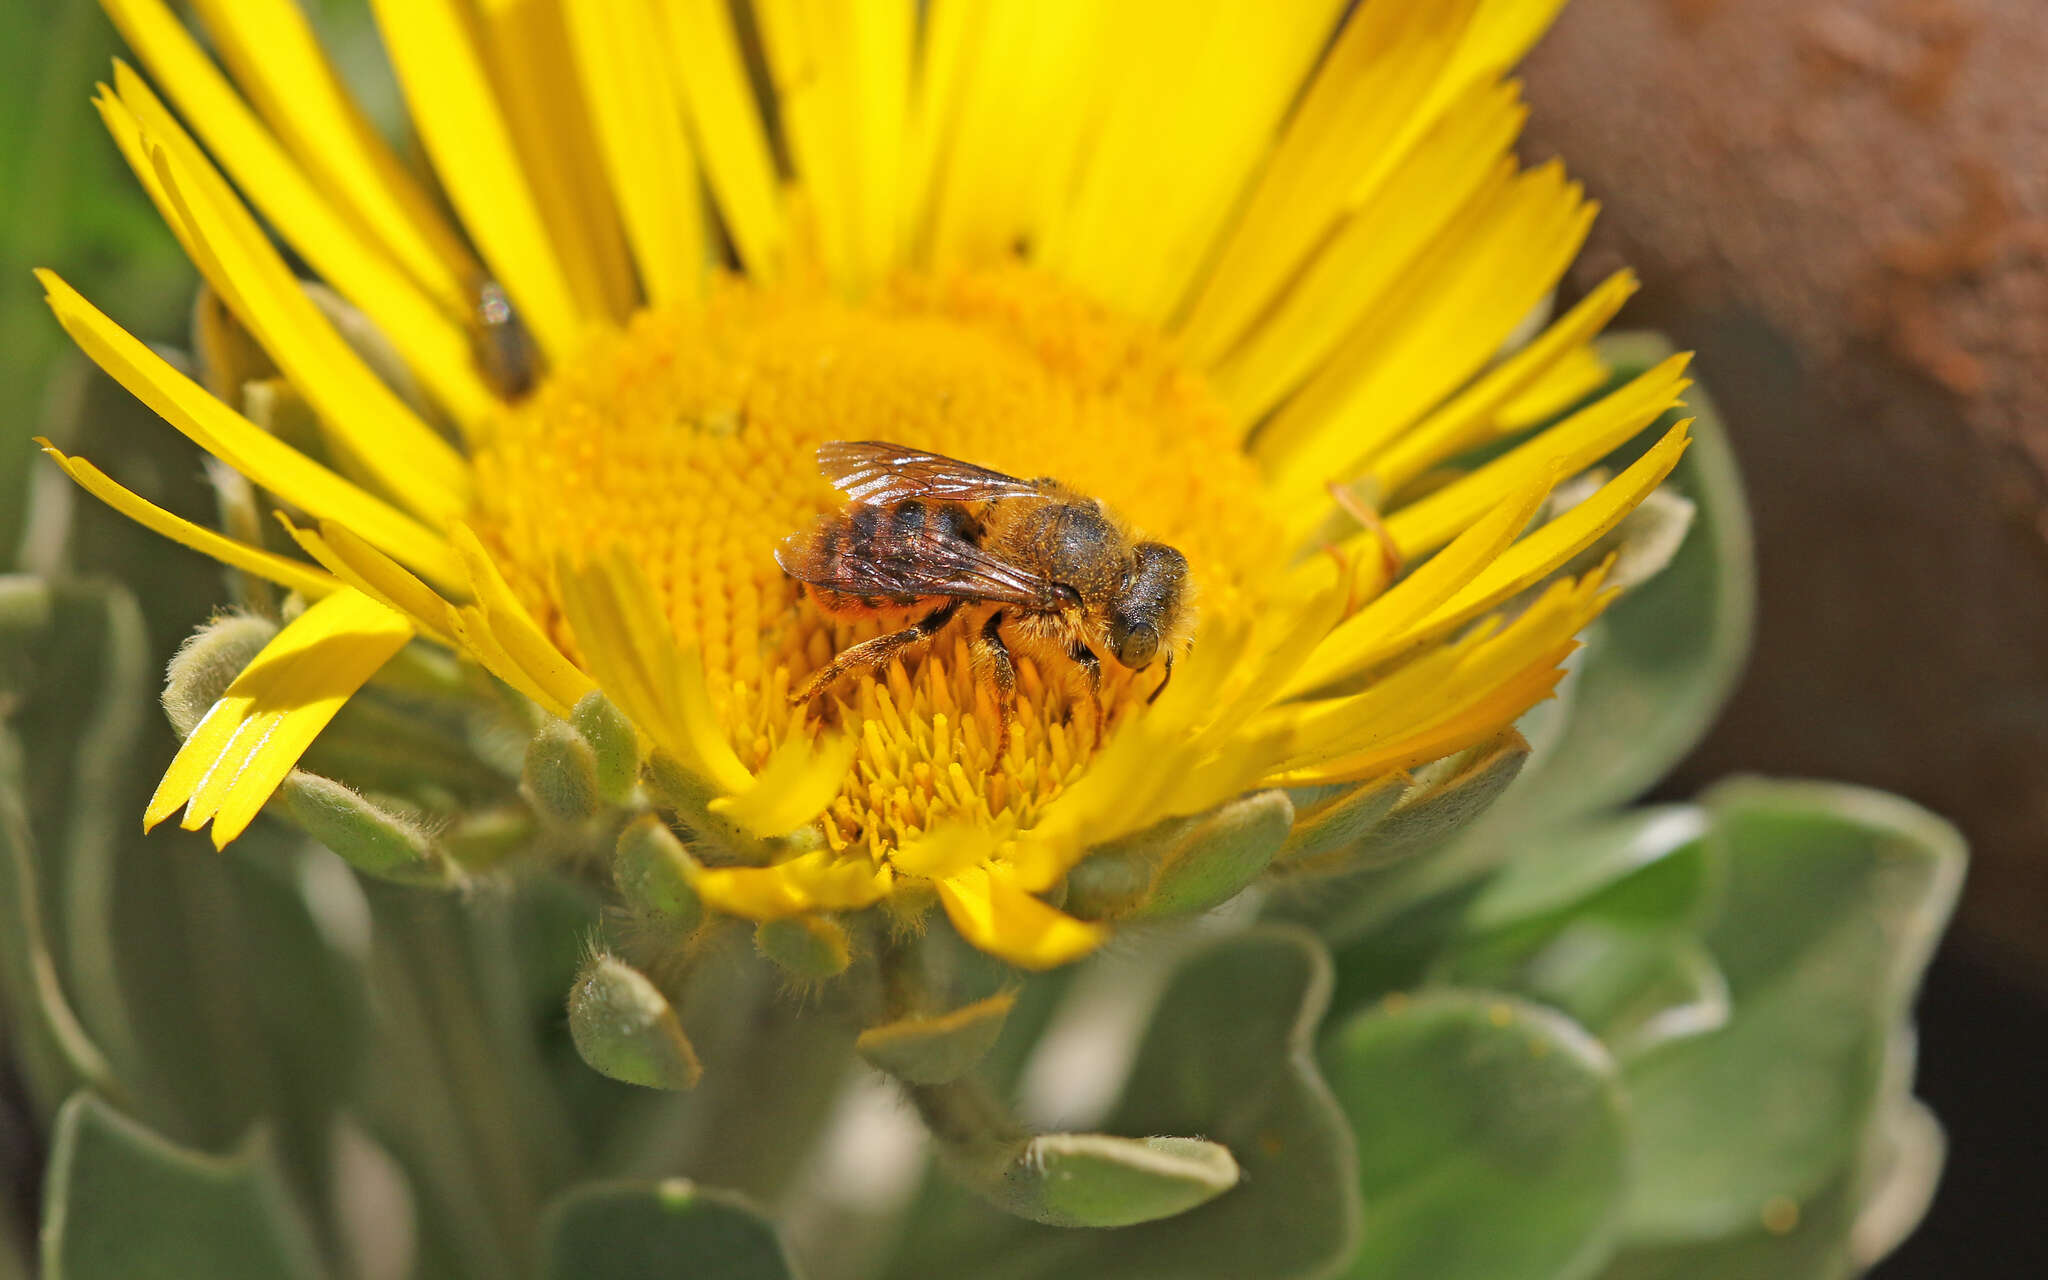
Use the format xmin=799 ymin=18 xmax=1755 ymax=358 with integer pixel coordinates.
xmin=687 ymin=851 xmax=893 ymax=921
xmin=99 ymin=0 xmax=475 ymax=309
xmin=1038 ymin=0 xmax=1347 ymax=323
xmin=1275 ymin=658 xmax=1566 ymax=788
xmin=1271 ymin=571 xmax=1611 ymax=770
xmin=1173 ymin=0 xmax=1481 ymax=361
xmin=707 ymin=732 xmax=861 ymax=841
xmin=1258 ymin=164 xmax=1598 ymax=505
xmin=1365 ymin=269 xmax=1640 ymax=492
xmin=36 ymin=270 xmax=465 ymax=589
xmin=898 ymin=0 xmax=978 ymax=259
xmin=659 ymin=0 xmax=787 ymax=277
xmin=1212 ymin=76 xmax=1527 ymax=426
xmin=122 ymin=100 xmax=472 ymax=524
xmin=39 ymin=442 xmax=339 ymax=602
xmin=554 ymin=552 xmax=752 ymax=797
xmin=173 ymin=0 xmax=481 ymax=311
xmin=1284 ymin=473 xmax=1557 ymax=699
xmin=922 ymin=0 xmax=1108 ymax=269
xmin=937 ymin=865 xmax=1107 ymax=971
xmin=1383 ymin=354 xmax=1694 ymax=557
xmin=471 ymin=0 xmax=637 ymax=324
xmin=1500 ymin=344 xmax=1616 ymax=431
xmin=450 ymin=526 xmax=596 ymax=717
xmin=1402 ymin=423 xmax=1693 ymax=647
xmin=370 ymin=0 xmax=586 ymax=359
xmin=562 ymin=0 xmax=705 ymax=308
xmin=279 ymin=517 xmax=458 ymax=648
xmin=89 ymin=21 xmax=495 ymax=431
xmin=145 ymin=588 xmax=413 ymax=848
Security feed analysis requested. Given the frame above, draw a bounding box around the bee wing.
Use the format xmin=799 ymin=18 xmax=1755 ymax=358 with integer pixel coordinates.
xmin=816 ymin=441 xmax=1045 ymax=506
xmin=778 ymin=512 xmax=1053 ymax=607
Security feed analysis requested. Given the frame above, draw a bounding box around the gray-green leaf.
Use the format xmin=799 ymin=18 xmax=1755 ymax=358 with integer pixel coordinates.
xmin=1487 ymin=333 xmax=1755 ymax=830
xmin=1620 ymin=780 xmax=1962 ymax=1245
xmin=40 ymin=1092 xmax=325 ymax=1280
xmin=539 ymin=1180 xmax=799 ymax=1280
xmin=1323 ymin=991 xmax=1629 ymax=1280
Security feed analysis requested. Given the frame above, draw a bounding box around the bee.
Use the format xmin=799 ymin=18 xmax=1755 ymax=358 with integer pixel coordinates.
xmin=777 ymin=441 xmax=1193 ymax=759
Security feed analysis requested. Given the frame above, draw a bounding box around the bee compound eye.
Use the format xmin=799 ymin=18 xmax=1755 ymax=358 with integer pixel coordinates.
xmin=1115 ymin=622 xmax=1160 ymax=668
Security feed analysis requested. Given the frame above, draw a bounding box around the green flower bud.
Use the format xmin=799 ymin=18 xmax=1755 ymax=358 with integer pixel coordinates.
xmin=1274 ymin=774 xmax=1408 ymax=874
xmin=1062 ymin=845 xmax=1155 ymax=921
xmin=571 ymin=690 xmax=640 ymax=803
xmin=754 ymin=916 xmax=851 ymax=980
xmin=857 ymin=991 xmax=1015 ymax=1085
xmin=1135 ymin=790 xmax=1294 ymax=918
xmin=997 ymin=1133 xmax=1240 ymax=1228
xmin=161 ymin=612 xmax=278 ymax=737
xmin=614 ymin=815 xmax=702 ymax=930
xmin=523 ymin=720 xmax=601 ymax=826
xmin=567 ymin=953 xmax=701 ymax=1091
xmin=275 ymin=771 xmax=451 ymax=885
xmin=441 ymin=805 xmax=536 ymax=869
xmin=1353 ymin=734 xmax=1527 ymax=869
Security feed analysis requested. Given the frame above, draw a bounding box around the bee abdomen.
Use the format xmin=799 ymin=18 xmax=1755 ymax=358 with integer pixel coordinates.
xmin=799 ymin=499 xmax=956 ymax=615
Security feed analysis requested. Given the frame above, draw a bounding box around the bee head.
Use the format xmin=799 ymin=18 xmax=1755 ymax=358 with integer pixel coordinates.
xmin=1107 ymin=542 xmax=1190 ymax=669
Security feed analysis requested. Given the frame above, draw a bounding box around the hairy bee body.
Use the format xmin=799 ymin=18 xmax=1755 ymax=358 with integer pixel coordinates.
xmin=778 ymin=443 xmax=1192 ymax=759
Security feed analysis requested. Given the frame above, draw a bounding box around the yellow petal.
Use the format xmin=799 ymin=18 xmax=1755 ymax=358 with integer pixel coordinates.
xmin=936 ymin=867 xmax=1107 ymax=970
xmin=37 ymin=270 xmax=464 ymax=589
xmin=40 ymin=442 xmax=337 ymax=601
xmin=1283 ymin=472 xmax=1554 ymax=698
xmin=1174 ymin=0 xmax=1479 ymax=362
xmin=470 ymin=0 xmax=636 ymax=322
xmin=921 ymin=0 xmax=1110 ymax=269
xmin=1270 ymin=658 xmax=1564 ymax=786
xmin=451 ymin=526 xmax=595 ymax=717
xmin=1212 ymin=78 xmax=1525 ymax=426
xmin=707 ymin=732 xmax=859 ymax=840
xmin=93 ymin=13 xmax=494 ymax=431
xmin=1271 ymin=571 xmax=1610 ymax=772
xmin=688 ymin=851 xmax=891 ymax=920
xmin=1365 ymin=270 xmax=1638 ymax=491
xmin=657 ymin=0 xmax=787 ymax=276
xmin=1257 ymin=163 xmax=1597 ymax=508
xmin=562 ymin=0 xmax=705 ymax=307
xmin=1498 ymin=343 xmax=1615 ymax=431
xmin=170 ymin=0 xmax=480 ymax=310
xmin=278 ymin=517 xmax=457 ymax=645
xmin=754 ymin=0 xmax=912 ymax=292
xmin=899 ymin=0 xmax=982 ymax=258
xmin=554 ymin=552 xmax=752 ymax=795
xmin=888 ymin=822 xmax=1002 ymax=880
xmin=1383 ymin=353 xmax=1693 ymax=557
xmin=116 ymin=92 xmax=472 ymax=524
xmin=1039 ymin=0 xmax=1347 ymax=323
xmin=1400 ymin=422 xmax=1693 ymax=648
xmin=147 ymin=588 xmax=413 ymax=847
xmin=370 ymin=0 xmax=587 ymax=358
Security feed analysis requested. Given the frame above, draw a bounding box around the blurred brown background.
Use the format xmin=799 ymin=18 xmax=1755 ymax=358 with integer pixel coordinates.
xmin=1519 ymin=1 xmax=2048 ymax=1274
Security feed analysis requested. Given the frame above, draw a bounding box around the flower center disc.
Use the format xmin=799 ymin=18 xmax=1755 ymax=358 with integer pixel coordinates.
xmin=472 ymin=267 xmax=1286 ymax=857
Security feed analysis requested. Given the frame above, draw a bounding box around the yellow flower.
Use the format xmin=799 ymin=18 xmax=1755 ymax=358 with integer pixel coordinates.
xmin=40 ymin=0 xmax=1694 ymax=971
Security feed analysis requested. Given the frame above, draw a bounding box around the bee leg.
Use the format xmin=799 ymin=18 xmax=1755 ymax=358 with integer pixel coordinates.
xmin=969 ymin=611 xmax=1017 ymax=765
xmin=1066 ymin=639 xmax=1104 ymax=749
xmin=1146 ymin=652 xmax=1175 ymax=705
xmin=790 ymin=601 xmax=960 ymax=708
